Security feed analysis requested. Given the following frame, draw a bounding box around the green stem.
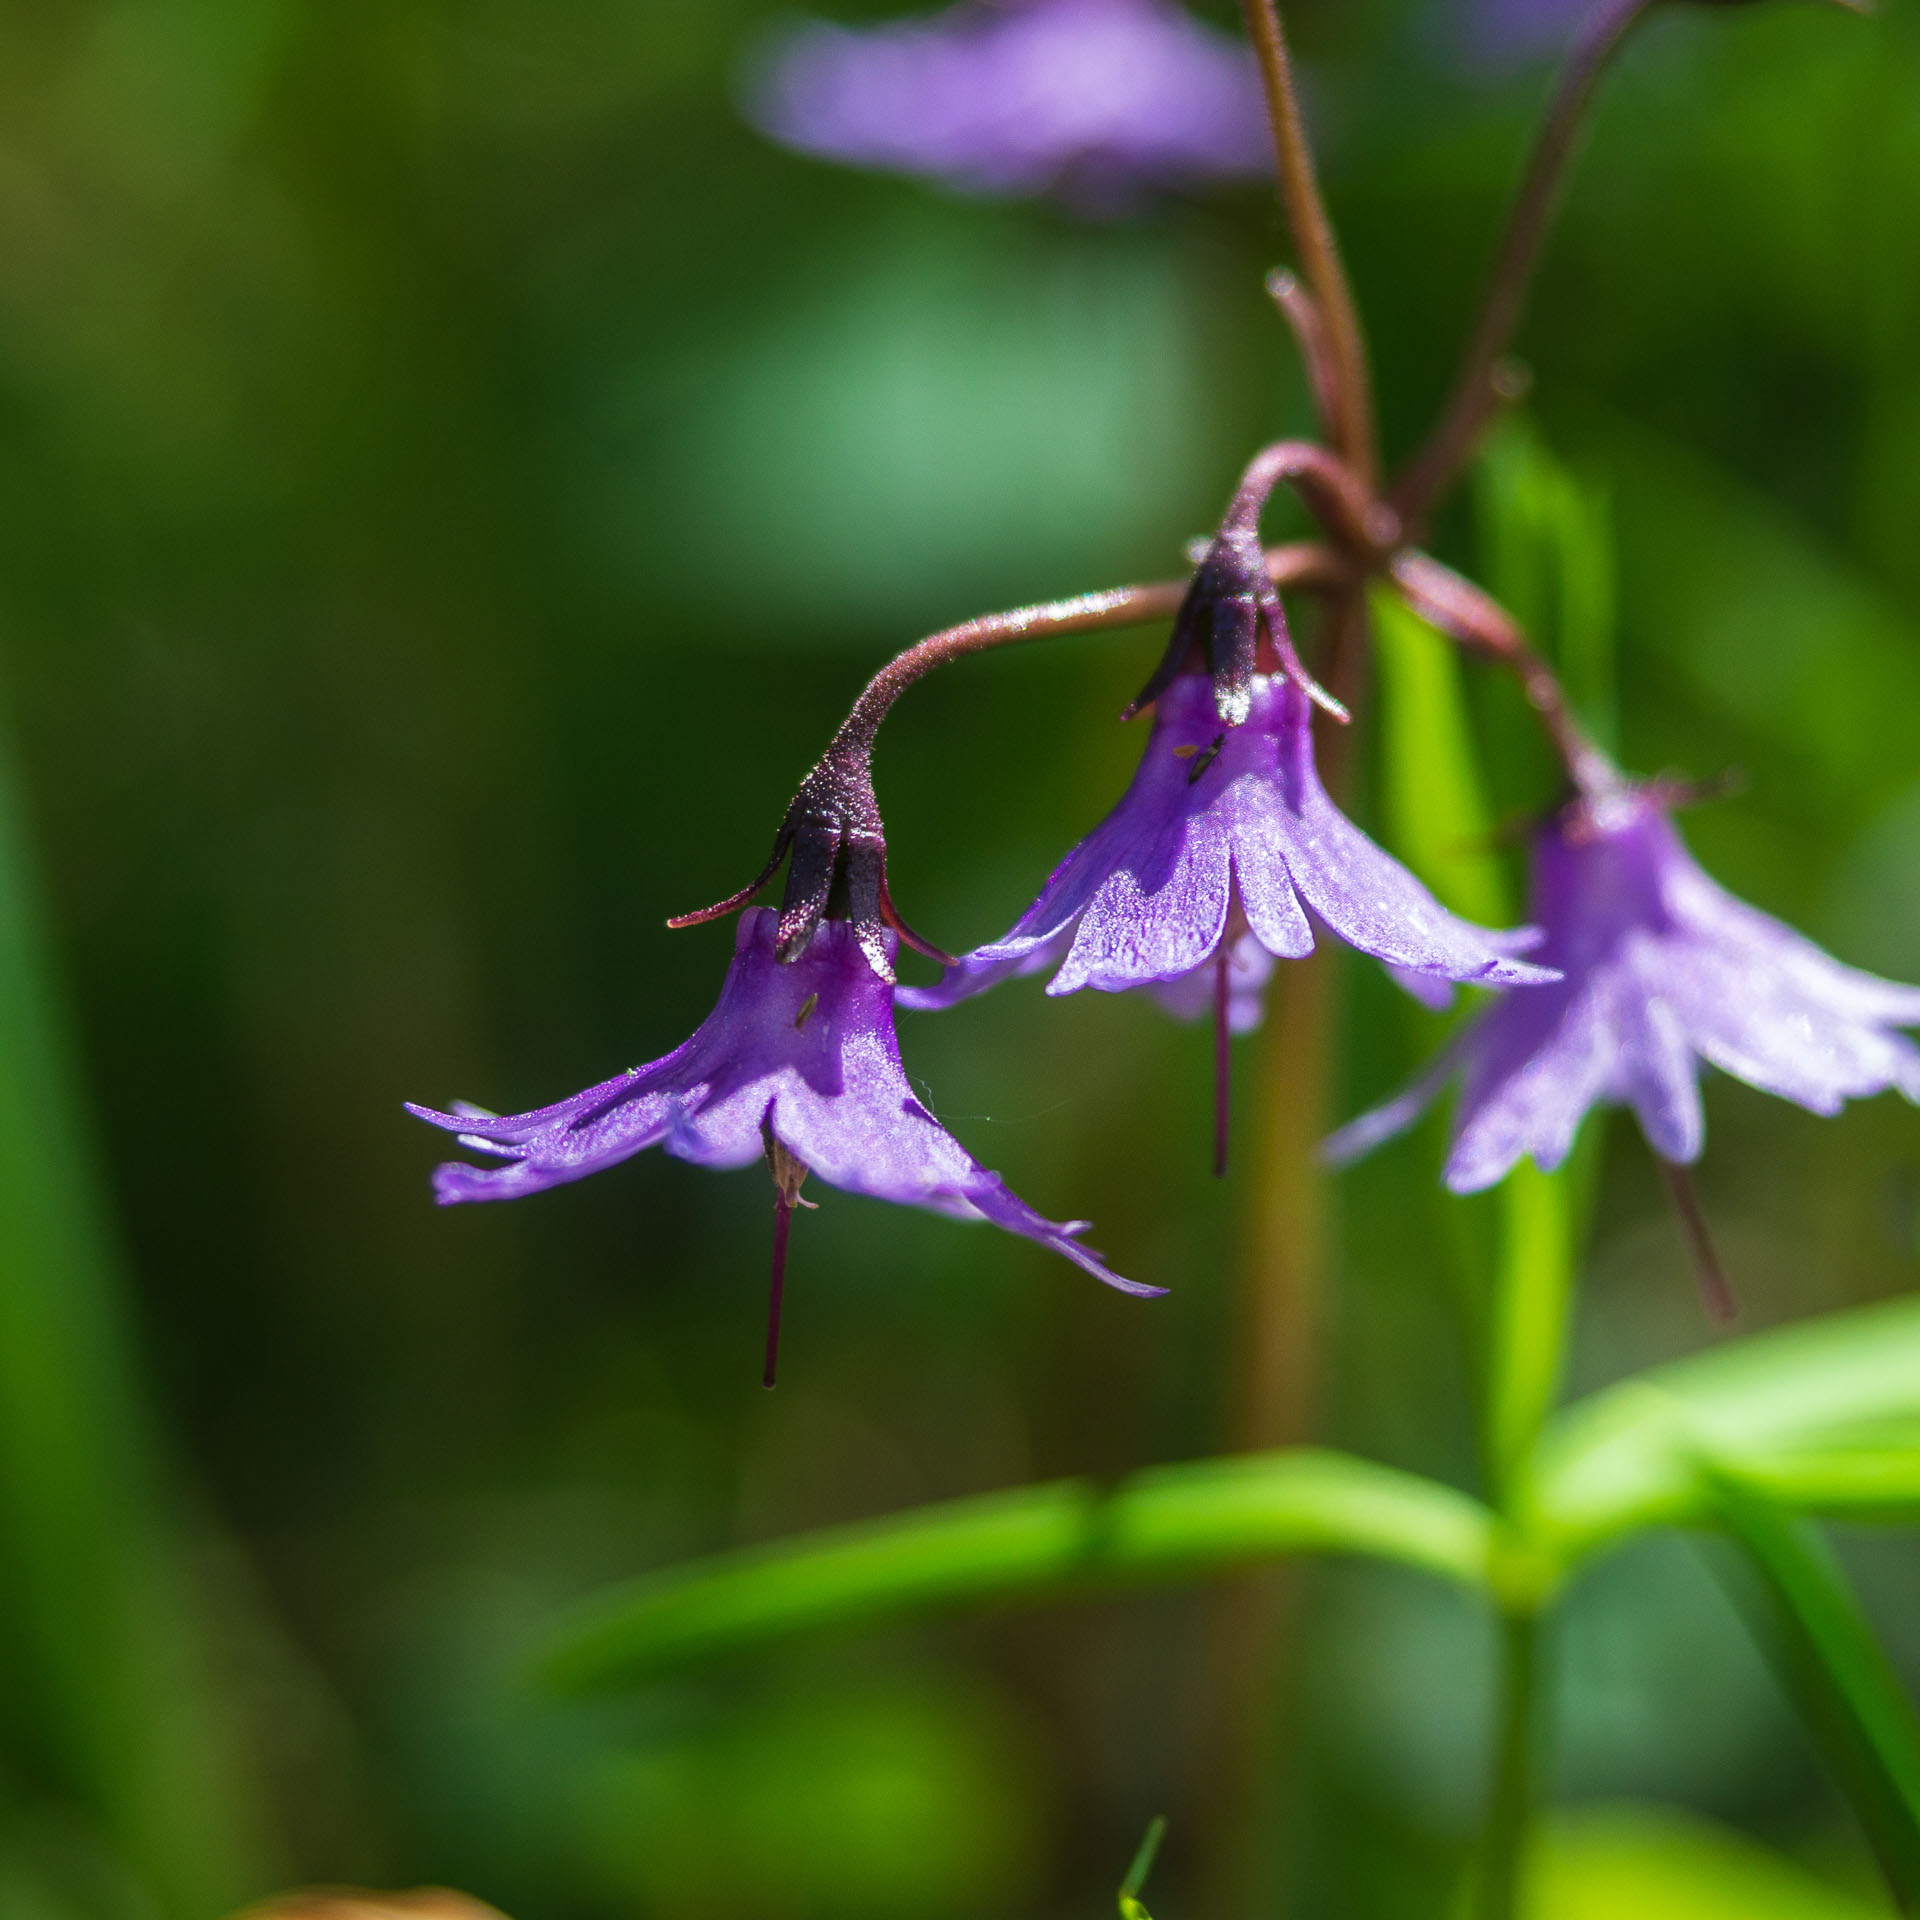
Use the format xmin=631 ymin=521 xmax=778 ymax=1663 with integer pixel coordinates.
xmin=1477 ymin=1608 xmax=1544 ymax=1920
xmin=1484 ymin=1165 xmax=1578 ymax=1514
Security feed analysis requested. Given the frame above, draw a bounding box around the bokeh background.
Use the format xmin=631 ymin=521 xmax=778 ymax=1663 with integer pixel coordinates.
xmin=0 ymin=0 xmax=1917 ymax=1915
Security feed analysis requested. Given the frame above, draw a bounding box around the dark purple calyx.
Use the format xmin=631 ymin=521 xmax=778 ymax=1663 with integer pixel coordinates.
xmin=668 ymin=735 xmax=952 ymax=986
xmin=1125 ymin=440 xmax=1371 ymax=727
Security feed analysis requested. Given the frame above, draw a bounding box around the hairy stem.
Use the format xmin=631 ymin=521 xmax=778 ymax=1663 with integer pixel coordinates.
xmin=1389 ymin=551 xmax=1612 ymax=794
xmin=1237 ymin=0 xmax=1378 ymax=486
xmin=1395 ymin=0 xmax=1659 ymax=522
xmin=834 ymin=546 xmax=1346 ymax=765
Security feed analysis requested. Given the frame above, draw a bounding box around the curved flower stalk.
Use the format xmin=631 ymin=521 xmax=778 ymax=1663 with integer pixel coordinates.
xmin=742 ymin=0 xmax=1273 ymax=210
xmin=411 ymin=909 xmax=1157 ymax=1383
xmin=1325 ymin=782 xmax=1920 ymax=1306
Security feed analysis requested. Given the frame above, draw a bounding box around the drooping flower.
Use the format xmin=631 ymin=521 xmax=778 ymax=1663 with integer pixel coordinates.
xmin=741 ymin=0 xmax=1273 ymax=210
xmin=1324 ymin=781 xmax=1920 ymax=1198
xmin=411 ymin=908 xmax=1158 ymax=1381
xmin=901 ymin=670 xmax=1551 ymax=1017
xmin=899 ymin=668 xmax=1555 ymax=1169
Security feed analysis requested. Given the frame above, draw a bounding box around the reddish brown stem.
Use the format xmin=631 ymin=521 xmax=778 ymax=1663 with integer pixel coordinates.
xmin=1659 ymin=1159 xmax=1739 ymax=1329
xmin=1213 ymin=951 xmax=1232 ymax=1180
xmin=1237 ymin=0 xmax=1378 ymax=487
xmin=1394 ymin=0 xmax=1660 ymax=522
xmin=1389 ymin=551 xmax=1613 ymax=794
xmin=763 ymin=1193 xmax=793 ymax=1389
xmin=833 ymin=545 xmax=1348 ymax=766
xmin=1267 ymin=269 xmax=1342 ymax=446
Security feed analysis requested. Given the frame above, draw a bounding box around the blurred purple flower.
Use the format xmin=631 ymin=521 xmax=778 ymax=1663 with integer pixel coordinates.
xmin=899 ymin=670 xmax=1553 ymax=1026
xmin=741 ymin=0 xmax=1274 ymax=207
xmin=1324 ymin=785 xmax=1920 ymax=1193
xmin=411 ymin=906 xmax=1155 ymax=1296
xmin=1454 ymin=0 xmax=1588 ymax=73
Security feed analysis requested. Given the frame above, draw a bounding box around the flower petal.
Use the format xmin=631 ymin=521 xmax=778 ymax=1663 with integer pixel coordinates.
xmin=1261 ymin=681 xmax=1555 ymax=990
xmin=1321 ymin=1036 xmax=1464 ymax=1168
xmin=1445 ymin=979 xmax=1614 ymax=1192
xmin=1612 ymin=941 xmax=1704 ymax=1164
xmin=1050 ymin=801 xmax=1231 ymax=993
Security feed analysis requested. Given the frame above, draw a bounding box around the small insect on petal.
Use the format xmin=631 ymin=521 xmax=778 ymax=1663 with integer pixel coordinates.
xmin=793 ymin=991 xmax=819 ymax=1030
xmin=1187 ymin=733 xmax=1227 ymax=785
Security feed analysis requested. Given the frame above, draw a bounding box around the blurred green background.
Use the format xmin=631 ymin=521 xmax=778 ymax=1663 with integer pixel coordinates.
xmin=0 ymin=0 xmax=1917 ymax=1914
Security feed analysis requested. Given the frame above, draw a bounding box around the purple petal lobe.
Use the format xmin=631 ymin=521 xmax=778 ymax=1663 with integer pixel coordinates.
xmin=1260 ymin=678 xmax=1555 ymax=993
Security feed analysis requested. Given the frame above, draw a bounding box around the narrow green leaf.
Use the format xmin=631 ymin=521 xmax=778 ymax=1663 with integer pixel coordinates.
xmin=0 ymin=728 xmax=274 ymax=1914
xmin=1118 ymin=1815 xmax=1167 ymax=1920
xmin=1475 ymin=415 xmax=1618 ymax=751
xmin=1531 ymin=1295 xmax=1920 ymax=1555
xmin=1367 ymin=584 xmax=1586 ymax=1519
xmin=1367 ymin=584 xmax=1508 ymax=928
xmin=1705 ymin=1473 xmax=1920 ymax=1909
xmin=537 ymin=1449 xmax=1494 ymax=1694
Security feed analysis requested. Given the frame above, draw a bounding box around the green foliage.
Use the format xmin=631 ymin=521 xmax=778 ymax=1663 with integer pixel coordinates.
xmin=1706 ymin=1479 xmax=1920 ymax=1908
xmin=540 ymin=1451 xmax=1494 ymax=1692
xmin=541 ymin=1294 xmax=1920 ymax=1689
xmin=1369 ymin=584 xmax=1509 ymax=930
xmin=1524 ymin=1807 xmax=1891 ymax=1919
xmin=0 ymin=726 xmax=274 ymax=1915
xmin=1117 ymin=1815 xmax=1166 ymax=1920
xmin=1474 ymin=418 xmax=1618 ymax=754
xmin=1532 ymin=1296 xmax=1920 ymax=1557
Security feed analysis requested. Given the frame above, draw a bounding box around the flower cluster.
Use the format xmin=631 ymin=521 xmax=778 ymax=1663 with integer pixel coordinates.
xmin=411 ymin=0 xmax=1920 ymax=1374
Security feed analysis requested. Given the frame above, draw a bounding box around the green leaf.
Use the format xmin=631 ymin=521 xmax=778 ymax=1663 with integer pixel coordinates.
xmin=1118 ymin=1815 xmax=1167 ymax=1920
xmin=1531 ymin=1295 xmax=1920 ymax=1556
xmin=1368 ymin=585 xmax=1587 ymax=1520
xmin=1368 ymin=584 xmax=1509 ymax=928
xmin=537 ymin=1449 xmax=1494 ymax=1694
xmin=1475 ymin=415 xmax=1618 ymax=752
xmin=1704 ymin=1476 xmax=1920 ymax=1909
xmin=0 ymin=725 xmax=275 ymax=1914
xmin=1525 ymin=1805 xmax=1890 ymax=1919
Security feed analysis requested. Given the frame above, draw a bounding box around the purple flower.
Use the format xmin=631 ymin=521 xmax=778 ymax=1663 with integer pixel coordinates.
xmin=741 ymin=0 xmax=1273 ymax=209
xmin=411 ymin=907 xmax=1158 ymax=1379
xmin=1324 ymin=786 xmax=1920 ymax=1195
xmin=900 ymin=670 xmax=1554 ymax=1023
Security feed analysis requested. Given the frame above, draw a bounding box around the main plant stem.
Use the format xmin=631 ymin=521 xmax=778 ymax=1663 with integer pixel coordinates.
xmin=1197 ymin=591 xmax=1365 ymax=1917
xmin=1473 ymin=1163 xmax=1580 ymax=1912
xmin=1477 ymin=1608 xmax=1544 ymax=1920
